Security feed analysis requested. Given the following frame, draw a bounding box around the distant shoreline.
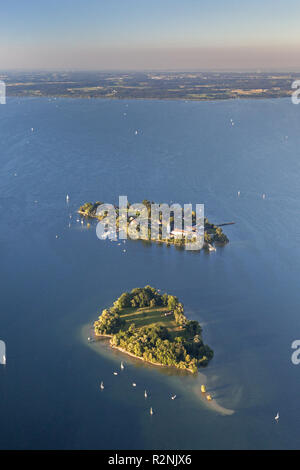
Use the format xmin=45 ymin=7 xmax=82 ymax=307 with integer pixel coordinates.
xmin=4 ymin=70 xmax=295 ymax=103
xmin=6 ymin=93 xmax=292 ymax=102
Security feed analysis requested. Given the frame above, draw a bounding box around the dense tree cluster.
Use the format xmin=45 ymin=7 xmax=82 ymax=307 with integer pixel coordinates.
xmin=78 ymin=201 xmax=103 ymax=216
xmin=204 ymin=218 xmax=229 ymax=244
xmin=213 ymin=227 xmax=228 ymax=243
xmin=114 ymin=286 xmax=164 ymax=309
xmin=94 ymin=308 xmax=125 ymax=335
xmin=94 ymin=286 xmax=213 ymax=373
xmin=111 ymin=323 xmax=213 ymax=373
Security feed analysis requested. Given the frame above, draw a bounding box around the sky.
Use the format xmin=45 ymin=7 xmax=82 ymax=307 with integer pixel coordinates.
xmin=0 ymin=0 xmax=300 ymax=70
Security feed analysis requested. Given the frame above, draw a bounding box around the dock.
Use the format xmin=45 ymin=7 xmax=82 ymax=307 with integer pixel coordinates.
xmin=216 ymin=222 xmax=235 ymax=227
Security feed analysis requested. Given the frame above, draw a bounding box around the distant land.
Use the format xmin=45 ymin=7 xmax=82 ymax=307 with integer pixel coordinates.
xmin=1 ymin=70 xmax=297 ymax=101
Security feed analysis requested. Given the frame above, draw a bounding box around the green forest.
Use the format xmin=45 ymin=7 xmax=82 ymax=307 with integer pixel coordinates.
xmin=94 ymin=286 xmax=213 ymax=373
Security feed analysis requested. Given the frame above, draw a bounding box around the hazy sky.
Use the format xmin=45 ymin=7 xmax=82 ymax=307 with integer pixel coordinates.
xmin=1 ymin=0 xmax=300 ymax=70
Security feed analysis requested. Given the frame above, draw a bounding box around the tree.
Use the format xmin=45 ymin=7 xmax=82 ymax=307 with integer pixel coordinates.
xmin=79 ymin=202 xmax=93 ymax=214
xmin=167 ymin=295 xmax=178 ymax=310
xmin=161 ymin=293 xmax=168 ymax=306
xmin=185 ymin=320 xmax=202 ymax=337
xmin=94 ymin=309 xmax=125 ymax=335
xmin=116 ymin=292 xmax=132 ymax=308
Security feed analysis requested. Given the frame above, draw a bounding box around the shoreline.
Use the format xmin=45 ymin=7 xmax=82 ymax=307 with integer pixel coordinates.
xmin=84 ymin=325 xmax=235 ymax=416
xmin=77 ymin=210 xmax=225 ymax=250
xmin=94 ymin=333 xmax=196 ymax=374
xmin=7 ymin=94 xmax=292 ymax=103
xmin=193 ymin=371 xmax=235 ymax=416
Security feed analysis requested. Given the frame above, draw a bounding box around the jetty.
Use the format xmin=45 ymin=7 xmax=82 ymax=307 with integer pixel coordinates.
xmin=216 ymin=222 xmax=235 ymax=227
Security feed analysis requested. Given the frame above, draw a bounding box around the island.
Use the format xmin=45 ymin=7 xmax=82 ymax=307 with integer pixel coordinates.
xmin=93 ymin=286 xmax=213 ymax=373
xmin=78 ymin=199 xmax=229 ymax=249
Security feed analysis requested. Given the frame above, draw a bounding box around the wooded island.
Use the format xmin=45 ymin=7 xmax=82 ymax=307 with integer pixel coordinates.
xmin=78 ymin=199 xmax=229 ymax=248
xmin=94 ymin=286 xmax=213 ymax=373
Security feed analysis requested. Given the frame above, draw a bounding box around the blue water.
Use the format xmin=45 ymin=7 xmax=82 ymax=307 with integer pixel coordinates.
xmin=0 ymin=96 xmax=300 ymax=449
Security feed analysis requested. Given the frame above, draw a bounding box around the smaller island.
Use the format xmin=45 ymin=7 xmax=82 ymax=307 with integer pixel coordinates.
xmin=94 ymin=286 xmax=213 ymax=373
xmin=78 ymin=199 xmax=229 ymax=249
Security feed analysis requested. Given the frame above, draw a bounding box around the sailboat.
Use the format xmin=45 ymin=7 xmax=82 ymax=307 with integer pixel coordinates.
xmin=120 ymin=362 xmax=124 ymax=370
xmin=275 ymin=412 xmax=279 ymax=422
xmin=100 ymin=381 xmax=104 ymax=390
xmin=150 ymin=407 xmax=154 ymax=415
xmin=66 ymin=194 xmax=70 ymax=202
xmin=144 ymin=390 xmax=148 ymax=398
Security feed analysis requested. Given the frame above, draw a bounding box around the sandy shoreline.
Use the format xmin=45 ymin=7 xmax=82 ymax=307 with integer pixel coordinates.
xmin=193 ymin=370 xmax=235 ymax=416
xmin=94 ymin=333 xmax=195 ymax=373
xmin=83 ymin=325 xmax=235 ymax=416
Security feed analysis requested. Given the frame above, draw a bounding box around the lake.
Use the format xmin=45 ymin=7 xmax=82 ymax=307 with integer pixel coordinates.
xmin=0 ymin=96 xmax=300 ymax=449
